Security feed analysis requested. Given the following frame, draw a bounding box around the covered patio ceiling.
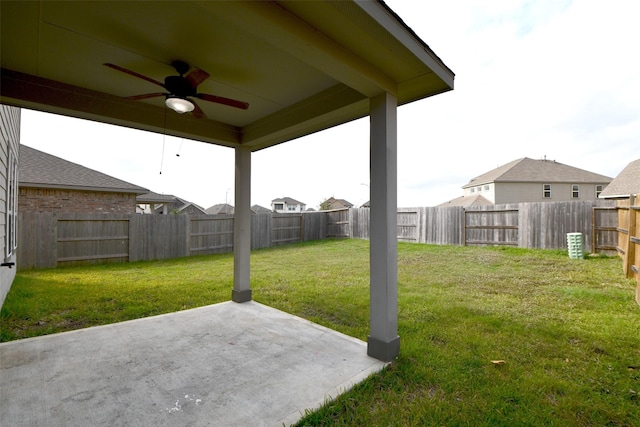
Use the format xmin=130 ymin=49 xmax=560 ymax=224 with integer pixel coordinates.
xmin=1 ymin=0 xmax=454 ymax=362
xmin=0 ymin=0 xmax=453 ymax=150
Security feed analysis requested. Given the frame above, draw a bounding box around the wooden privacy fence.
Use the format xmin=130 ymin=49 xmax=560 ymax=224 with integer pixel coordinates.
xmin=388 ymin=200 xmax=617 ymax=252
xmin=17 ymin=212 xmax=327 ymax=270
xmin=18 ymin=200 xmax=618 ymax=270
xmin=613 ymin=195 xmax=640 ymax=303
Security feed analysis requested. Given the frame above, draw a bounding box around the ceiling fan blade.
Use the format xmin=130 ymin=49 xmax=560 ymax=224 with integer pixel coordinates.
xmin=124 ymin=93 xmax=165 ymax=100
xmin=190 ymin=99 xmax=206 ymax=119
xmin=196 ymin=93 xmax=249 ymax=110
xmin=104 ymin=63 xmax=166 ymax=89
xmin=185 ymin=68 xmax=210 ymax=88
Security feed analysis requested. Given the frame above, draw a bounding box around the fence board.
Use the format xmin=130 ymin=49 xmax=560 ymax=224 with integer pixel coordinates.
xmin=326 ymin=209 xmax=350 ymax=238
xmin=422 ymin=206 xmax=464 ymax=245
xmin=188 ymin=215 xmax=233 ymax=255
xmin=251 ymin=214 xmax=271 ymax=249
xmin=129 ymin=214 xmax=189 ymax=262
xmin=272 ymin=214 xmax=302 ymax=245
xmin=17 ymin=212 xmax=56 ymax=269
xmin=57 ymin=215 xmax=130 ymax=267
xmin=349 ymin=207 xmax=370 ymax=239
xmin=302 ymin=211 xmax=328 ymax=241
xmin=465 ymin=205 xmax=518 ymax=246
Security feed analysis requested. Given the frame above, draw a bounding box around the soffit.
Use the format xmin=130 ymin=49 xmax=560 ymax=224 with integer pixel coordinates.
xmin=1 ymin=1 xmax=454 ymax=151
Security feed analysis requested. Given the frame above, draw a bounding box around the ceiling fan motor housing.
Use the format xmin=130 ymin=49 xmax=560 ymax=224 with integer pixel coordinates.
xmin=164 ymin=75 xmax=197 ymax=98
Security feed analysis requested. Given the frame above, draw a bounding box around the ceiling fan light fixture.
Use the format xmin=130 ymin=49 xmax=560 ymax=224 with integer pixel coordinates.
xmin=165 ymin=96 xmax=195 ymax=114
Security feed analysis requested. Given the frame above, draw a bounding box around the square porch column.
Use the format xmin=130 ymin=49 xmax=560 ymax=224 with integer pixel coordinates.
xmin=368 ymin=92 xmax=400 ymax=362
xmin=232 ymin=145 xmax=252 ymax=303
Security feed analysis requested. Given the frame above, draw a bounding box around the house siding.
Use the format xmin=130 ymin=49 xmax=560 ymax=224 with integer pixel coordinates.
xmin=493 ymin=182 xmax=608 ymax=204
xmin=464 ymin=184 xmax=496 ymax=203
xmin=1 ymin=105 xmax=20 ymax=309
xmin=271 ymin=200 xmax=306 ymax=213
xmin=19 ymin=188 xmax=137 ymax=214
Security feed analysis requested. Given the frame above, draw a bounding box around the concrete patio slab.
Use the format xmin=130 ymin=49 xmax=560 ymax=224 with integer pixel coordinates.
xmin=0 ymin=301 xmax=386 ymax=426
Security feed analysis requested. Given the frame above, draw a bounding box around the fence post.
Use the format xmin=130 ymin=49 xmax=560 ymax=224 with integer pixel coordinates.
xmin=461 ymin=208 xmax=467 ymax=246
xmin=128 ymin=215 xmax=135 ymax=262
xmin=627 ymin=194 xmax=637 ymax=279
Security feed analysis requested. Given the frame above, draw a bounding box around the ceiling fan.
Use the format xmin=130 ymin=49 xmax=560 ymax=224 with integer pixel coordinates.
xmin=104 ymin=60 xmax=249 ymax=118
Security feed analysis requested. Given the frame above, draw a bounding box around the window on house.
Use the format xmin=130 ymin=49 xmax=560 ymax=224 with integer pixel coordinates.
xmin=5 ymin=146 xmax=18 ymax=259
xmin=470 ymin=188 xmax=475 ymax=193
xmin=288 ymin=205 xmax=296 ymax=211
xmin=274 ymin=203 xmax=284 ymax=210
xmin=595 ymin=185 xmax=603 ymax=198
xmin=484 ymin=185 xmax=490 ymax=191
xmin=543 ymin=184 xmax=551 ymax=198
xmin=572 ymin=184 xmax=580 ymax=198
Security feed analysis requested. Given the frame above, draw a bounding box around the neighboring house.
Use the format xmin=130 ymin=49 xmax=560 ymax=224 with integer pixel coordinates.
xmin=19 ymin=145 xmax=148 ymax=214
xmin=599 ymin=159 xmax=640 ymax=200
xmin=1 ymin=105 xmax=20 ymax=309
xmin=361 ymin=201 xmax=370 ymax=208
xmin=206 ymin=203 xmax=235 ymax=215
xmin=458 ymin=157 xmax=613 ymax=204
xmin=175 ymin=199 xmax=207 ymax=215
xmin=145 ymin=197 xmax=206 ymax=215
xmin=437 ymin=194 xmax=493 ymax=208
xmin=251 ymin=204 xmax=272 ymax=214
xmin=271 ymin=197 xmax=306 ymax=213
xmin=137 ymin=192 xmax=179 ymax=214
xmin=321 ymin=197 xmax=354 ymax=210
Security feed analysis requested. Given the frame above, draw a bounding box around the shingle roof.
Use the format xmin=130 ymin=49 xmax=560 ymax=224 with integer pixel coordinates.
xmin=251 ymin=204 xmax=272 ymax=214
xmin=463 ymin=157 xmax=613 ymax=188
xmin=437 ymin=194 xmax=493 ymax=207
xmin=322 ymin=197 xmax=354 ymax=209
xmin=137 ymin=192 xmax=178 ymax=204
xmin=19 ymin=145 xmax=148 ymax=194
xmin=599 ymin=159 xmax=640 ymax=198
xmin=205 ymin=203 xmax=235 ymax=215
xmin=177 ymin=202 xmax=207 ymax=214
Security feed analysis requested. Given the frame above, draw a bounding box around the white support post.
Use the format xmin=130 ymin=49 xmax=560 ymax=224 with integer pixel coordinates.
xmin=368 ymin=92 xmax=400 ymax=362
xmin=232 ymin=145 xmax=252 ymax=303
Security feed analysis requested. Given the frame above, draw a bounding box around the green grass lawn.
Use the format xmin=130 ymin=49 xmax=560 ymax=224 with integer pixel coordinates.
xmin=2 ymin=239 xmax=639 ymax=426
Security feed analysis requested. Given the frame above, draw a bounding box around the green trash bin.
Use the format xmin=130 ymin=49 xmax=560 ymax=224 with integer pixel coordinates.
xmin=567 ymin=232 xmax=584 ymax=259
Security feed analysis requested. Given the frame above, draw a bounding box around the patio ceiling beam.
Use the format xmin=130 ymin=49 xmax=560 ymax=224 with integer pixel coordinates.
xmin=207 ymin=1 xmax=397 ymax=98
xmin=0 ymin=68 xmax=242 ymax=147
xmin=241 ymin=84 xmax=368 ymax=150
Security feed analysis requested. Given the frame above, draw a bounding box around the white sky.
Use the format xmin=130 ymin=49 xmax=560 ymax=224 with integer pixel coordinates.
xmin=18 ymin=0 xmax=640 ymax=210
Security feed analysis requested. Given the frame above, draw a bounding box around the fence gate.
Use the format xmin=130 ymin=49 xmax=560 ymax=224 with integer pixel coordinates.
xmin=592 ymin=206 xmax=618 ymax=254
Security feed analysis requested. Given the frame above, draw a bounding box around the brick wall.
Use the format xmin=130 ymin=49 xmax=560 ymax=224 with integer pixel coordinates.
xmin=19 ymin=187 xmax=137 ymax=214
